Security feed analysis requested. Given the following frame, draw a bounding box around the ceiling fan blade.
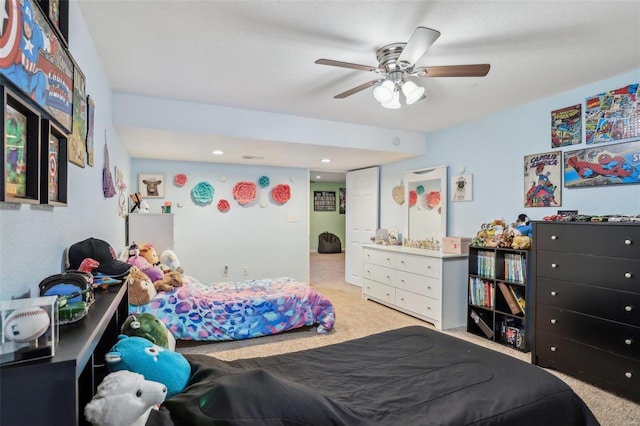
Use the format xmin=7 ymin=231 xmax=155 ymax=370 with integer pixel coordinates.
xmin=315 ymin=59 xmax=378 ymax=72
xmin=413 ymin=64 xmax=491 ymax=78
xmin=396 ymin=27 xmax=441 ymax=69
xmin=334 ymin=79 xmax=383 ymax=99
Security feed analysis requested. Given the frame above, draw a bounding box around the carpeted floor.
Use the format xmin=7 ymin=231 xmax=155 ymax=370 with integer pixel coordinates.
xmin=177 ymin=252 xmax=640 ymax=426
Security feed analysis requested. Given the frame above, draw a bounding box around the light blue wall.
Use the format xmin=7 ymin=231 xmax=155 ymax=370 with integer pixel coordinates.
xmin=0 ymin=1 xmax=131 ymax=300
xmin=131 ymin=159 xmax=309 ymax=283
xmin=380 ymin=69 xmax=640 ymax=239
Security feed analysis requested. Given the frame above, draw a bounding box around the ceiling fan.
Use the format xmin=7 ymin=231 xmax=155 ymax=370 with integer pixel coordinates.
xmin=315 ymin=27 xmax=490 ymax=108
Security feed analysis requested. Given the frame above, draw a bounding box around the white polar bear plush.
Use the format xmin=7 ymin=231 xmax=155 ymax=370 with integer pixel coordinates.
xmin=84 ymin=370 xmax=167 ymax=426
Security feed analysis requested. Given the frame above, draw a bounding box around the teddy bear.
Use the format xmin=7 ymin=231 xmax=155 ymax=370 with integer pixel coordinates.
xmin=127 ymin=267 xmax=157 ymax=306
xmin=139 ymin=243 xmax=160 ymax=266
xmin=121 ymin=313 xmax=176 ymax=351
xmin=84 ymin=370 xmax=167 ymax=426
xmin=105 ymin=335 xmax=190 ymax=399
xmin=512 ymin=235 xmax=532 ymax=250
xmin=154 ymin=270 xmax=184 ymax=292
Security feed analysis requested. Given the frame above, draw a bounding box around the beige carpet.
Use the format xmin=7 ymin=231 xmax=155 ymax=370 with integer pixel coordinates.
xmin=177 ymin=252 xmax=640 ymax=426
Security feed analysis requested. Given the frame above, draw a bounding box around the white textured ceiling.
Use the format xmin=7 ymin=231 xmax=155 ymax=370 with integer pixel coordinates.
xmin=78 ymin=0 xmax=640 ymax=179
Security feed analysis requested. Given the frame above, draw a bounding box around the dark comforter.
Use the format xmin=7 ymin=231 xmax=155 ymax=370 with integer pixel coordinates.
xmin=147 ymin=326 xmax=599 ymax=425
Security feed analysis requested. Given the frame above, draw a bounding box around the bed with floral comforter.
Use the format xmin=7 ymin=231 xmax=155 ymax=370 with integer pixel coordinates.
xmin=130 ymin=276 xmax=335 ymax=341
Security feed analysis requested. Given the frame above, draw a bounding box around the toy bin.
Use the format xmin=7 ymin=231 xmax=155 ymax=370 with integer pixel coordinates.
xmin=0 ymin=296 xmax=58 ymax=365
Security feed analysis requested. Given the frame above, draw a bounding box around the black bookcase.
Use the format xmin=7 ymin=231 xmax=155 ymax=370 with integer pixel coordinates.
xmin=467 ymin=245 xmax=532 ymax=352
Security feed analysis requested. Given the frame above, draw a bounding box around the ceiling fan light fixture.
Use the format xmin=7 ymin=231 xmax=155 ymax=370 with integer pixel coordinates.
xmin=381 ymin=89 xmax=401 ymax=109
xmin=373 ymin=79 xmax=395 ymax=103
xmin=402 ymin=80 xmax=425 ymax=105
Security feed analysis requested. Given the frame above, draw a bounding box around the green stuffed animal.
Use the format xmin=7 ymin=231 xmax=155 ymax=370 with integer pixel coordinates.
xmin=120 ymin=313 xmax=175 ymax=351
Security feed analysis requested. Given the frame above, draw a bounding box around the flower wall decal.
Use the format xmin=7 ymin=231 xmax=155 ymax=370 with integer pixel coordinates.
xmin=409 ymin=190 xmax=418 ymax=207
xmin=174 ymin=173 xmax=187 ymax=187
xmin=233 ymin=181 xmax=257 ymax=205
xmin=217 ymin=199 xmax=230 ymax=212
xmin=426 ymin=191 xmax=441 ymax=209
xmin=258 ymin=175 xmax=270 ymax=188
xmin=191 ymin=181 xmax=214 ymax=204
xmin=271 ymin=184 xmax=291 ymax=204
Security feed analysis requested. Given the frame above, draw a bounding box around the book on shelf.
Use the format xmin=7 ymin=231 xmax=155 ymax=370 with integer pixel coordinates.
xmin=470 ymin=309 xmax=494 ymax=339
xmin=469 ymin=277 xmax=494 ymax=309
xmin=498 ymin=282 xmax=522 ymax=315
xmin=509 ymin=286 xmax=526 ymax=315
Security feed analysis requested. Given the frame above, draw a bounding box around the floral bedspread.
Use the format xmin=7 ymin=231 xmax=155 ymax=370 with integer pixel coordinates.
xmin=130 ymin=276 xmax=335 ymax=341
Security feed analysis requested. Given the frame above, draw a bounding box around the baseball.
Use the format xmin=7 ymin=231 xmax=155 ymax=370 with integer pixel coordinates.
xmin=3 ymin=307 xmax=51 ymax=343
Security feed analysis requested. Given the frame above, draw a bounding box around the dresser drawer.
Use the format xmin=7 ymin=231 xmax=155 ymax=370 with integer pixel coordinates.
xmin=396 ymin=270 xmax=441 ymax=299
xmin=363 ymin=248 xmax=441 ymax=278
xmin=536 ymin=304 xmax=640 ymax=358
xmin=363 ymin=248 xmax=395 ymax=268
xmin=396 ymin=288 xmax=441 ymax=320
xmin=537 ymin=250 xmax=640 ymax=291
xmin=535 ymin=223 xmax=640 ymax=259
xmin=363 ymin=279 xmax=395 ymax=304
xmin=535 ymin=331 xmax=640 ymax=401
xmin=363 ymin=263 xmax=396 ymax=285
xmin=537 ymin=278 xmax=640 ymax=326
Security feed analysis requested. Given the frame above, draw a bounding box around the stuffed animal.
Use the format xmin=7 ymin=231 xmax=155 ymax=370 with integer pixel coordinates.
xmin=139 ymin=243 xmax=160 ymax=266
xmin=84 ymin=370 xmax=167 ymax=426
xmin=153 ymin=270 xmax=183 ymax=292
xmin=126 ymin=251 xmax=164 ymax=283
xmin=160 ymin=250 xmax=184 ymax=274
xmin=512 ymin=213 xmax=533 ymax=238
xmin=127 ymin=267 xmax=157 ymax=306
xmin=471 ymin=229 xmax=488 ymax=247
xmin=105 ymin=335 xmax=190 ymax=399
xmin=512 ymin=235 xmax=532 ymax=250
xmin=121 ymin=313 xmax=176 ymax=351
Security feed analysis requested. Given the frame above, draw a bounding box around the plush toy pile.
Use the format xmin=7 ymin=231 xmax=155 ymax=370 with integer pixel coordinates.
xmin=124 ymin=243 xmax=184 ymax=296
xmin=471 ymin=217 xmax=532 ymax=250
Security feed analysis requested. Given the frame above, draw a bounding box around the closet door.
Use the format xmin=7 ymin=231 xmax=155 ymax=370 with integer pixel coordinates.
xmin=345 ymin=167 xmax=379 ymax=286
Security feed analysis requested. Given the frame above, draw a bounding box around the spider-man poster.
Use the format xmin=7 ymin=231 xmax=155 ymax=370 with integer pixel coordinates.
xmin=524 ymin=151 xmax=562 ymax=207
xmin=564 ymin=140 xmax=640 ymax=187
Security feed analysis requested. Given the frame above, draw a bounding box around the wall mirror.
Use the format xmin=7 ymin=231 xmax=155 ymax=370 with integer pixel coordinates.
xmin=404 ymin=166 xmax=448 ymax=250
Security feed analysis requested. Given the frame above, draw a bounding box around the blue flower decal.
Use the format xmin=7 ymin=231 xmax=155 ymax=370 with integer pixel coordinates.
xmin=191 ymin=181 xmax=214 ymax=204
xmin=258 ymin=175 xmax=270 ymax=188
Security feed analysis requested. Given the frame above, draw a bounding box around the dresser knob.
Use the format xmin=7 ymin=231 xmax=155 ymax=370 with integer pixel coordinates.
xmin=550 ymin=319 xmax=557 ymax=324
xmin=551 ymin=235 xmax=558 ymax=240
xmin=625 ymin=306 xmax=633 ymax=312
xmin=625 ymin=372 xmax=633 ymax=379
xmin=625 ymin=239 xmax=632 ymax=245
xmin=624 ymin=272 xmax=632 ymax=279
xmin=551 ymin=291 xmax=558 ymax=296
xmin=625 ymin=338 xmax=632 ymax=345
xmin=551 ymin=263 xmax=558 ymax=268
xmin=550 ymin=346 xmax=557 ymax=352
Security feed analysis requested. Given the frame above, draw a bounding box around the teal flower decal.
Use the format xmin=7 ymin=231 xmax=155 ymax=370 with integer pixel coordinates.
xmin=258 ymin=175 xmax=270 ymax=188
xmin=191 ymin=181 xmax=214 ymax=204
xmin=416 ymin=185 xmax=425 ymax=195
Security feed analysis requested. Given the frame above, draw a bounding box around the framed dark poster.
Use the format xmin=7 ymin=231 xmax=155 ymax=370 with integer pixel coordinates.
xmin=37 ymin=0 xmax=69 ymax=47
xmin=314 ymin=190 xmax=336 ymax=211
xmin=40 ymin=119 xmax=67 ymax=205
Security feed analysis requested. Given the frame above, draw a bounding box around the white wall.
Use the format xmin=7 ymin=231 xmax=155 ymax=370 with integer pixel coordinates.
xmin=0 ymin=1 xmax=130 ymax=300
xmin=380 ymin=69 xmax=640 ymax=238
xmin=131 ymin=159 xmax=309 ymax=283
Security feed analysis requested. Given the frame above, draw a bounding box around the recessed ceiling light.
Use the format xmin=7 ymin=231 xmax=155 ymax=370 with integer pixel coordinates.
xmin=321 ymin=158 xmax=331 ymax=163
xmin=316 ymin=175 xmax=321 ymax=179
xmin=212 ymin=150 xmax=224 ymax=155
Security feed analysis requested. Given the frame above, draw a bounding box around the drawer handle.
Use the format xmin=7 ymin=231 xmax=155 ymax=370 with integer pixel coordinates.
xmin=625 ymin=338 xmax=632 ymax=345
xmin=550 ymin=346 xmax=557 ymax=352
xmin=400 ymin=297 xmax=405 ymax=302
xmin=551 ymin=235 xmax=558 ymax=240
xmin=427 ymin=306 xmax=431 ymax=310
xmin=625 ymin=305 xmax=633 ymax=312
xmin=386 ymin=257 xmax=391 ymax=263
xmin=401 ymin=260 xmax=406 ymax=264
xmin=625 ymin=272 xmax=632 ymax=279
xmin=551 ymin=263 xmax=558 ymax=268
xmin=427 ymin=286 xmax=432 ymax=290
xmin=385 ymin=293 xmax=390 ymax=297
xmin=551 ymin=291 xmax=558 ymax=296
xmin=625 ymin=239 xmax=632 ymax=245
xmin=550 ymin=319 xmax=557 ymax=324
xmin=625 ymin=372 xmax=633 ymax=379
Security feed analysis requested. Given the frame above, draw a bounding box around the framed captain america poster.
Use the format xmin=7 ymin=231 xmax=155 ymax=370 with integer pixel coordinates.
xmin=0 ymin=0 xmax=73 ymax=132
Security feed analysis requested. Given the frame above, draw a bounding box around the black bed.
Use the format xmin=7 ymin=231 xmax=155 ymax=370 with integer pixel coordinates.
xmin=147 ymin=326 xmax=599 ymax=425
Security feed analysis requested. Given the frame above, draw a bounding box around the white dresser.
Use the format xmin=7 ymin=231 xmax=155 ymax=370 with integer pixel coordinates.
xmin=362 ymin=244 xmax=468 ymax=330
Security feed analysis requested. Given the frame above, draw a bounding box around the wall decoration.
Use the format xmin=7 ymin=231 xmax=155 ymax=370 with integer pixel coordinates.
xmin=85 ymin=95 xmax=95 ymax=166
xmin=451 ymin=174 xmax=472 ymax=202
xmin=40 ymin=119 xmax=67 ymax=205
xmin=408 ymin=190 xmax=417 ymax=207
xmin=102 ymin=132 xmax=116 ymax=198
xmin=217 ymin=199 xmax=230 ymax=212
xmin=115 ymin=166 xmax=127 ymax=218
xmin=139 ymin=173 xmax=165 ymax=198
xmin=564 ymin=139 xmax=640 ymax=187
xmin=68 ymin=59 xmax=86 ymax=167
xmin=173 ymin=173 xmax=187 ymax=187
xmin=585 ymin=83 xmax=639 ymax=144
xmin=191 ymin=181 xmax=214 ymax=204
xmin=0 ymin=0 xmax=73 ymax=132
xmin=233 ymin=181 xmax=257 ymax=205
xmin=271 ymin=184 xmax=291 ymax=204
xmin=551 ymin=104 xmax=581 ymax=148
xmin=37 ymin=0 xmax=69 ymax=47
xmin=391 ymin=184 xmax=404 ymax=205
xmin=426 ymin=191 xmax=441 ymax=209
xmin=524 ymin=151 xmax=561 ymax=207
xmin=2 ymin=86 xmax=40 ymax=203
xmin=339 ymin=187 xmax=346 ymax=214
xmin=313 ymin=190 xmax=335 ymax=211
xmin=258 ymin=175 xmax=270 ymax=188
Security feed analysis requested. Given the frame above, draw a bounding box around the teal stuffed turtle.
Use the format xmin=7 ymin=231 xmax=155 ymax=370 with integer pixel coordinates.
xmin=120 ymin=313 xmax=175 ymax=350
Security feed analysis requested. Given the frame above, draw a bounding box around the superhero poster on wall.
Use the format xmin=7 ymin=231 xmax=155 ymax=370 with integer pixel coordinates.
xmin=524 ymin=151 xmax=562 ymax=207
xmin=0 ymin=0 xmax=73 ymax=132
xmin=551 ymin=104 xmax=581 ymax=148
xmin=585 ymin=83 xmax=640 ymax=145
xmin=564 ymin=140 xmax=640 ymax=188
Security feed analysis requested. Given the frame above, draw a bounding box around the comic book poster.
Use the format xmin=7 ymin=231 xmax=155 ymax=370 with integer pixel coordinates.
xmin=524 ymin=151 xmax=561 ymax=207
xmin=564 ymin=140 xmax=640 ymax=187
xmin=0 ymin=0 xmax=73 ymax=132
xmin=585 ymin=83 xmax=640 ymax=145
xmin=4 ymin=105 xmax=28 ymax=197
xmin=551 ymin=104 xmax=581 ymax=147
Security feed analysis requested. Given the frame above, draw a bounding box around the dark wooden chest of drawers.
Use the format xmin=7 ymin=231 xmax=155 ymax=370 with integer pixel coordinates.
xmin=532 ymin=221 xmax=639 ymax=402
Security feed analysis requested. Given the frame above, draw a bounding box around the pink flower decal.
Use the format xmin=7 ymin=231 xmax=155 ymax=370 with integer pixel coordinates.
xmin=233 ymin=181 xmax=257 ymax=205
xmin=174 ymin=174 xmax=187 ymax=187
xmin=217 ymin=199 xmax=230 ymax=212
xmin=409 ymin=190 xmax=418 ymax=207
xmin=426 ymin=191 xmax=441 ymax=209
xmin=271 ymin=184 xmax=291 ymax=204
